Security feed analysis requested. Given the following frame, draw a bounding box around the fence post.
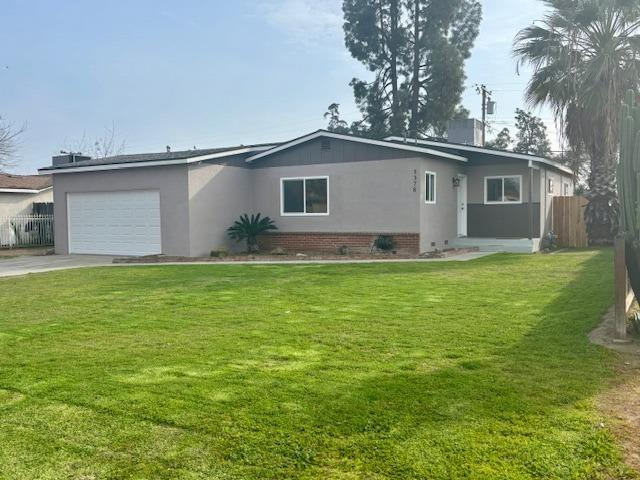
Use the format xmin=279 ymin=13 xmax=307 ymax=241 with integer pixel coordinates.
xmin=614 ymin=237 xmax=628 ymax=340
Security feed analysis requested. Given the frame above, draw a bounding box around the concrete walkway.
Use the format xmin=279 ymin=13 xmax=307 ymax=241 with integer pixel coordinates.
xmin=0 ymin=252 xmax=493 ymax=278
xmin=0 ymin=255 xmax=115 ymax=278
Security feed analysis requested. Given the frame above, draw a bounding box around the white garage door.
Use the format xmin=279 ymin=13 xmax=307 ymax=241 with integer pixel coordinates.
xmin=67 ymin=190 xmax=162 ymax=256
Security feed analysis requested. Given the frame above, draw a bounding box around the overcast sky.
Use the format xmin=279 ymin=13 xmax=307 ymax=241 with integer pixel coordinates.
xmin=2 ymin=0 xmax=554 ymax=174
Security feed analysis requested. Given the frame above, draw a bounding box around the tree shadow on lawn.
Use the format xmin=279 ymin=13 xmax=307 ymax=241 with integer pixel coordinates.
xmin=295 ymin=251 xmax=631 ymax=479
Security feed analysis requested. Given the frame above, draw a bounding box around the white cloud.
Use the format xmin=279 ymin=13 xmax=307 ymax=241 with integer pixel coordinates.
xmin=257 ymin=0 xmax=343 ymax=45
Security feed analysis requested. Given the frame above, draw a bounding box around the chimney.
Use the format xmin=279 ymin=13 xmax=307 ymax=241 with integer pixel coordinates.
xmin=446 ymin=118 xmax=484 ymax=147
xmin=51 ymin=152 xmax=92 ymax=166
xmin=166 ymin=145 xmax=171 ymax=153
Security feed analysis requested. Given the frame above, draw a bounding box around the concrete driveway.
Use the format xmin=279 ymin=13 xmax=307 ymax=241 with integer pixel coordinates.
xmin=0 ymin=255 xmax=115 ymax=278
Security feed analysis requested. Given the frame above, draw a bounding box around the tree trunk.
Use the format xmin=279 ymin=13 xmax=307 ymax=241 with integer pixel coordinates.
xmin=585 ymin=146 xmax=618 ymax=245
xmin=408 ymin=0 xmax=421 ymax=138
xmin=389 ymin=0 xmax=404 ymax=136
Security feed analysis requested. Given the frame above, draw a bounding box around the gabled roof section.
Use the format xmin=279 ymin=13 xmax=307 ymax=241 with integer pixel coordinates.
xmin=245 ymin=130 xmax=467 ymax=163
xmin=385 ymin=136 xmax=573 ymax=175
xmin=0 ymin=173 xmax=52 ymax=193
xmin=39 ymin=144 xmax=279 ymax=174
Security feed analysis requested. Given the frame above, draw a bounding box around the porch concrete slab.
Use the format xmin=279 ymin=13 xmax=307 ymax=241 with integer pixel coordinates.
xmin=0 ymin=255 xmax=115 ymax=278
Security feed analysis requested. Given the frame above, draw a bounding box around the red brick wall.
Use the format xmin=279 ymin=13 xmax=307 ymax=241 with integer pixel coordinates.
xmin=257 ymin=232 xmax=420 ymax=254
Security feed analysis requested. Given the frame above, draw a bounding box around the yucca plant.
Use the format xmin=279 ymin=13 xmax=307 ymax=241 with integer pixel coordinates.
xmin=227 ymin=213 xmax=277 ymax=253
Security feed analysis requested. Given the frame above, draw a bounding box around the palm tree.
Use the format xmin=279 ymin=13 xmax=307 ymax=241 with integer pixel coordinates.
xmin=227 ymin=213 xmax=277 ymax=253
xmin=514 ymin=0 xmax=640 ymax=244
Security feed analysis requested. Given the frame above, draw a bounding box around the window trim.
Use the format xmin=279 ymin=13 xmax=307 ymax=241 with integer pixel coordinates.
xmin=280 ymin=176 xmax=330 ymax=216
xmin=425 ymin=171 xmax=437 ymax=204
xmin=484 ymin=175 xmax=523 ymax=205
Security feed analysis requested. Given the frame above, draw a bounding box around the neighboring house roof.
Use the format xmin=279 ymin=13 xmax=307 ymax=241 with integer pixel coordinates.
xmin=385 ymin=136 xmax=574 ymax=175
xmin=39 ymin=144 xmax=279 ymax=174
xmin=0 ymin=173 xmax=53 ymax=193
xmin=245 ymin=130 xmax=468 ymax=163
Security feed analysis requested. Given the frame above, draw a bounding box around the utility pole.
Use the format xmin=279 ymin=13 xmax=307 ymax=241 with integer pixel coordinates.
xmin=475 ymin=84 xmax=492 ymax=146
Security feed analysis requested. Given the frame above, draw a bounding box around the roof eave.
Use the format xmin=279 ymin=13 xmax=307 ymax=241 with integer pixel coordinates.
xmin=38 ymin=145 xmax=277 ymax=175
xmin=385 ymin=136 xmax=573 ymax=175
xmin=245 ymin=130 xmax=467 ymax=163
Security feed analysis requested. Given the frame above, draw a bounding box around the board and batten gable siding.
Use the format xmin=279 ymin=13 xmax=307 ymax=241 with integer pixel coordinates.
xmin=52 ymin=165 xmax=190 ymax=256
xmin=0 ymin=189 xmax=52 ymax=217
xmin=248 ymin=137 xmax=420 ymax=169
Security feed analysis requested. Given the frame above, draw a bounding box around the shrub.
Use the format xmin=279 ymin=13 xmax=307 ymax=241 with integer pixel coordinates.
xmin=374 ymin=235 xmax=395 ymax=252
xmin=227 ymin=214 xmax=277 ymax=253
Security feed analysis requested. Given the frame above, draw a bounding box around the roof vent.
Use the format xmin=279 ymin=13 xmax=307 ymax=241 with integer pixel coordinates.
xmin=320 ymin=138 xmax=331 ymax=151
xmin=166 ymin=145 xmax=171 ymax=153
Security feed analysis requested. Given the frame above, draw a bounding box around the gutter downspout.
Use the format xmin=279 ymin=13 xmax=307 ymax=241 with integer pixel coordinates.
xmin=528 ymin=160 xmax=534 ymax=240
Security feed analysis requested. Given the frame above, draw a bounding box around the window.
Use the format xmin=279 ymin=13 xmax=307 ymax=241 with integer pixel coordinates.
xmin=425 ymin=171 xmax=436 ymax=204
xmin=281 ymin=177 xmax=329 ymax=216
xmin=548 ymin=178 xmax=554 ymax=194
xmin=563 ymin=183 xmax=570 ymax=196
xmin=485 ymin=176 xmax=522 ymax=204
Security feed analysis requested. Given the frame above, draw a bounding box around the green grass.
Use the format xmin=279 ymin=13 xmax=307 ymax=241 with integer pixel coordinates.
xmin=0 ymin=250 xmax=633 ymax=479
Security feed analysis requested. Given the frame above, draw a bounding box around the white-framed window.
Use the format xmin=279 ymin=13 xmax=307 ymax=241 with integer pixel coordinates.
xmin=484 ymin=175 xmax=522 ymax=204
xmin=425 ymin=171 xmax=436 ymax=204
xmin=280 ymin=176 xmax=329 ymax=216
xmin=548 ymin=178 xmax=554 ymax=194
xmin=563 ymin=183 xmax=571 ymax=196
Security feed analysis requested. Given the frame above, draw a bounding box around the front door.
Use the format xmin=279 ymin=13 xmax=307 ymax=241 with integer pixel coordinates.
xmin=457 ymin=175 xmax=468 ymax=237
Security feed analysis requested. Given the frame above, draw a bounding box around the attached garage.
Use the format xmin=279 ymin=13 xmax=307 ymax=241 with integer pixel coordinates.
xmin=67 ymin=190 xmax=161 ymax=256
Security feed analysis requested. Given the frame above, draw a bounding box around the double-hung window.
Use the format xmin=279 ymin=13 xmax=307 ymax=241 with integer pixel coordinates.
xmin=425 ymin=172 xmax=436 ymax=204
xmin=485 ymin=175 xmax=522 ymax=204
xmin=281 ymin=177 xmax=329 ymax=216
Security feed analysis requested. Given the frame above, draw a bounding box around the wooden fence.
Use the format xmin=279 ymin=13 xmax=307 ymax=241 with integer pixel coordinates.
xmin=0 ymin=215 xmax=54 ymax=248
xmin=552 ymin=196 xmax=588 ymax=248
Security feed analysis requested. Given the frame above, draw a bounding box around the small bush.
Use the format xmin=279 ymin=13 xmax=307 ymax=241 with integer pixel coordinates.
xmin=374 ymin=235 xmax=395 ymax=252
xmin=210 ymin=248 xmax=229 ymax=258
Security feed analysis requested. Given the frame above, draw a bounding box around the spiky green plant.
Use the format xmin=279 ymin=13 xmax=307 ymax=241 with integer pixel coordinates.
xmin=618 ymin=89 xmax=640 ymax=296
xmin=227 ymin=213 xmax=277 ymax=253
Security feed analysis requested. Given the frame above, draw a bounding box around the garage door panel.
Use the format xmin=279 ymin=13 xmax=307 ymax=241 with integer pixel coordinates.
xmin=68 ymin=191 xmax=162 ymax=256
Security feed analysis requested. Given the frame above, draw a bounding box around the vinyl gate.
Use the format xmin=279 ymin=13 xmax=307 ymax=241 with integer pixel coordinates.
xmin=0 ymin=215 xmax=54 ymax=248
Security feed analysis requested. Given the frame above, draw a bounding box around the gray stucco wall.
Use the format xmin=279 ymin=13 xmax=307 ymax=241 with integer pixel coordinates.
xmin=419 ymin=158 xmax=465 ymax=251
xmin=539 ymin=167 xmax=574 ymax=237
xmin=251 ymin=158 xmax=421 ymax=234
xmin=52 ymin=166 xmax=190 ymax=255
xmin=0 ymin=189 xmax=53 ymax=217
xmin=188 ymin=162 xmax=253 ymax=256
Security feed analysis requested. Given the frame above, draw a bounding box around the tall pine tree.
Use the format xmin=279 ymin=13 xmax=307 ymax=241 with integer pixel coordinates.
xmin=341 ymin=0 xmax=481 ymax=138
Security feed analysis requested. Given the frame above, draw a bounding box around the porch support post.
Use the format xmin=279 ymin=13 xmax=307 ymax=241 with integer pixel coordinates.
xmin=614 ymin=236 xmax=629 ymax=341
xmin=528 ymin=163 xmax=534 ymax=240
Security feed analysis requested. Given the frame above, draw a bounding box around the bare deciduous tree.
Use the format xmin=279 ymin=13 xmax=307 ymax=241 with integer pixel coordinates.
xmin=64 ymin=123 xmax=126 ymax=159
xmin=0 ymin=117 xmax=25 ymax=171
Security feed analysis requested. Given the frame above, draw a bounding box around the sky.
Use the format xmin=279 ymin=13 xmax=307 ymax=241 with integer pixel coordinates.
xmin=1 ymin=0 xmax=555 ymax=174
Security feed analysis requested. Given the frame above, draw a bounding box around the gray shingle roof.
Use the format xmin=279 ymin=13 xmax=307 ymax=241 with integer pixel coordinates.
xmin=41 ymin=144 xmax=278 ymax=171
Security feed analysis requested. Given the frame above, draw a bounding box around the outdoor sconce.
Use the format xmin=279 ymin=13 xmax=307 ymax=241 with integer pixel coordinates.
xmin=452 ymin=176 xmax=462 ymax=188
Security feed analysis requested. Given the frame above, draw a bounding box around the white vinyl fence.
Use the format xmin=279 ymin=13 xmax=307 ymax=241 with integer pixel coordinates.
xmin=0 ymin=215 xmax=54 ymax=248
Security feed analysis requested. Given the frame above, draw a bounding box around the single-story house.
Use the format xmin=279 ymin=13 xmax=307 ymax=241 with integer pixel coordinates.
xmin=0 ymin=173 xmax=53 ymax=217
xmin=39 ymin=125 xmax=573 ymax=256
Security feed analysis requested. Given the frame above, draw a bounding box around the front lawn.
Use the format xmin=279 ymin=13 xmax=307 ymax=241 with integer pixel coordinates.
xmin=0 ymin=250 xmax=632 ymax=479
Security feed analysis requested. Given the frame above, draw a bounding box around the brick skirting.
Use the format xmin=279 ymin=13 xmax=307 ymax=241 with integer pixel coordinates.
xmin=257 ymin=232 xmax=420 ymax=254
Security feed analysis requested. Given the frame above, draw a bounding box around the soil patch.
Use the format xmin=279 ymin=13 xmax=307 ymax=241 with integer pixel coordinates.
xmin=592 ymin=307 xmax=640 ymax=473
